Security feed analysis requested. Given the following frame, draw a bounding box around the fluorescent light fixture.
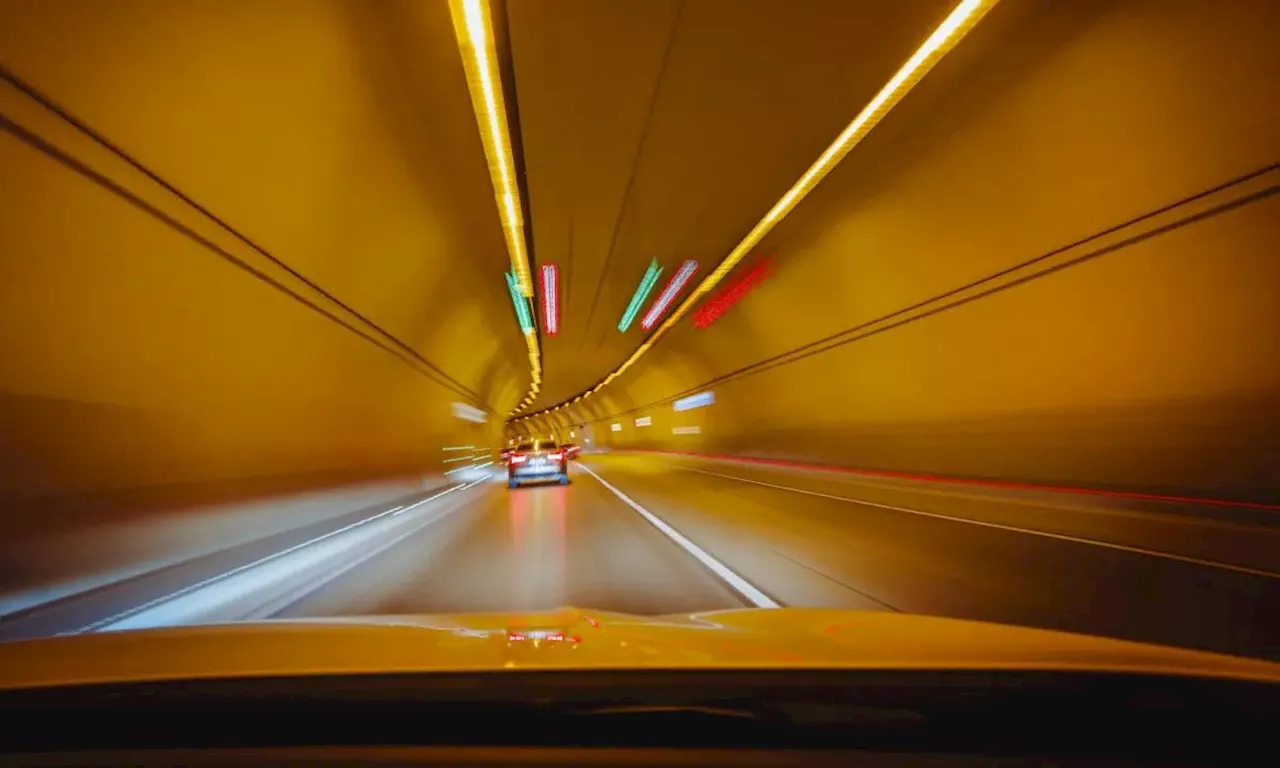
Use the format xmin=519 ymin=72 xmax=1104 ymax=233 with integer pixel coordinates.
xmin=514 ymin=0 xmax=998 ymax=421
xmin=619 ymin=260 xmax=662 ymax=332
xmin=672 ymin=391 xmax=715 ymax=412
xmin=451 ymin=402 xmax=487 ymax=423
xmin=672 ymin=426 xmax=701 ymax=435
xmin=611 ymin=423 xmax=622 ymax=432
xmin=635 ymin=416 xmax=652 ymax=427
xmin=641 ymin=260 xmax=698 ymax=331
xmin=540 ymin=264 xmax=559 ymax=336
xmin=450 ymin=0 xmax=542 ymax=416
xmin=450 ymin=0 xmax=531 ymax=296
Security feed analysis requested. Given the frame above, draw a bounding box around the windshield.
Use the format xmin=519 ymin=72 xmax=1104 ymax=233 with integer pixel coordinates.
xmin=2 ymin=0 xmax=1278 ymax=687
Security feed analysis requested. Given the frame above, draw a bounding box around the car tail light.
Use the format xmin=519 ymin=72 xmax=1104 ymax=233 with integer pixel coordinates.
xmin=549 ymin=452 xmax=563 ymax=461
xmin=510 ymin=454 xmax=528 ymax=464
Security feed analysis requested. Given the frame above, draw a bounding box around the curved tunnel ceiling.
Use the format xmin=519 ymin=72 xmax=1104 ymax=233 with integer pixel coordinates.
xmin=0 ymin=0 xmax=1002 ymax=444
xmin=510 ymin=0 xmax=990 ymax=421
xmin=3 ymin=0 xmax=1277 ymax=502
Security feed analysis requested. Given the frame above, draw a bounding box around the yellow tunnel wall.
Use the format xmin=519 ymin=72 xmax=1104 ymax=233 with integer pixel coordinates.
xmin=0 ymin=0 xmax=522 ymax=536
xmin=569 ymin=0 xmax=1280 ymax=501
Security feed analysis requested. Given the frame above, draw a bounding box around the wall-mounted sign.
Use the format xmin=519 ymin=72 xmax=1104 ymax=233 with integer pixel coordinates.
xmin=635 ymin=416 xmax=652 ymax=427
xmin=611 ymin=423 xmax=622 ymax=432
xmin=451 ymin=402 xmax=487 ymax=423
xmin=692 ymin=255 xmax=776 ymax=329
xmin=672 ymin=391 xmax=715 ymax=412
xmin=672 ymin=426 xmax=701 ymax=435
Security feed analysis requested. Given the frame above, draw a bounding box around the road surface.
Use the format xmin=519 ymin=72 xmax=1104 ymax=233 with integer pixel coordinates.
xmin=3 ymin=453 xmax=1278 ymax=659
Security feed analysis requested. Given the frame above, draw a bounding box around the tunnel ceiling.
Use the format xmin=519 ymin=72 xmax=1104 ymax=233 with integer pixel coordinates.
xmin=0 ymin=0 xmax=971 ymax=435
xmin=1 ymin=0 xmax=533 ymax=418
xmin=508 ymin=0 xmax=958 ymax=411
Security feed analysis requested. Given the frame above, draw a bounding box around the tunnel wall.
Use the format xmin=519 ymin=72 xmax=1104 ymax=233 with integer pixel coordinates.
xmin=568 ymin=0 xmax=1280 ymax=502
xmin=0 ymin=0 xmax=521 ymax=539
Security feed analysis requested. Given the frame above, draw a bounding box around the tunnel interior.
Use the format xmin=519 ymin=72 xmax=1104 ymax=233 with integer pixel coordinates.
xmin=1 ymin=0 xmax=1279 ymax=658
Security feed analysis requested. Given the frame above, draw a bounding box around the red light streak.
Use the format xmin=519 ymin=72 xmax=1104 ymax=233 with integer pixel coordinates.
xmin=641 ymin=260 xmax=698 ymax=330
xmin=692 ymin=255 xmax=775 ymax=329
xmin=541 ymin=264 xmax=559 ymax=336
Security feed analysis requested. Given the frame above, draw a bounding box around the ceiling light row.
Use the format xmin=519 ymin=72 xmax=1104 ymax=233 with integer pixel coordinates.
xmin=450 ymin=0 xmax=541 ymax=416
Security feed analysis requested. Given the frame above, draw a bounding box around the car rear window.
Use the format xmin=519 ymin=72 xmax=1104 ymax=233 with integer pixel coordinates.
xmin=536 ymin=441 xmax=559 ymax=451
xmin=516 ymin=443 xmax=534 ymax=451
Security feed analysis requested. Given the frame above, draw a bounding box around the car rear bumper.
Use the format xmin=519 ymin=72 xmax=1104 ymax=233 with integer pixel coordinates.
xmin=514 ymin=465 xmax=565 ymax=476
xmin=511 ymin=464 xmax=567 ymax=481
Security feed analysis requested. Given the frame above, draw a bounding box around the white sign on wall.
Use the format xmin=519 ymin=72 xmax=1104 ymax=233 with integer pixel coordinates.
xmin=451 ymin=402 xmax=487 ymax=423
xmin=672 ymin=391 xmax=715 ymax=412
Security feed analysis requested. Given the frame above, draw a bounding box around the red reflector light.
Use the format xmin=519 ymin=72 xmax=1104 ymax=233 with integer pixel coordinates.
xmin=549 ymin=452 xmax=563 ymax=461
xmin=511 ymin=455 xmax=528 ymax=464
xmin=508 ymin=632 xmax=526 ymax=642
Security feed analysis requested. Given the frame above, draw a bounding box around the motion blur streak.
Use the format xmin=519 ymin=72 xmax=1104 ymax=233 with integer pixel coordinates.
xmin=515 ymin=0 xmax=1001 ymax=420
xmin=681 ymin=466 xmax=1280 ymax=580
xmin=1 ymin=0 xmax=1279 ymax=661
xmin=449 ymin=0 xmax=542 ymax=415
xmin=450 ymin=0 xmax=532 ymax=296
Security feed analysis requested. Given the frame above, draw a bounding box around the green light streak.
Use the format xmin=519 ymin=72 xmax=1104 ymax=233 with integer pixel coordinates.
xmin=618 ymin=260 xmax=662 ymax=332
xmin=506 ymin=270 xmax=534 ymax=332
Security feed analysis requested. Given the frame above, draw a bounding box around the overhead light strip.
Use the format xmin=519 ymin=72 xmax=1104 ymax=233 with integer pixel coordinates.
xmin=516 ymin=0 xmax=998 ymax=423
xmin=450 ymin=0 xmax=541 ymax=416
xmin=640 ymin=260 xmax=698 ymax=331
xmin=619 ymin=260 xmax=663 ymax=332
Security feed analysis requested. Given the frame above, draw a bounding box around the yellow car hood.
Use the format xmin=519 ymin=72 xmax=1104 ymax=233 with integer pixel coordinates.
xmin=2 ymin=607 xmax=1278 ymax=690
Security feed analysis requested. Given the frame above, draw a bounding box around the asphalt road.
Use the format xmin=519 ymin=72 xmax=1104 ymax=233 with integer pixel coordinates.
xmin=6 ymin=453 xmax=1279 ymax=659
xmin=280 ymin=453 xmax=1280 ymax=659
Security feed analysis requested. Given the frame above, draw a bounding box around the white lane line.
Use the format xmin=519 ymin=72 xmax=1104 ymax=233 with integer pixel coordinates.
xmin=683 ymin=467 xmax=1280 ymax=580
xmin=75 ymin=478 xmax=489 ymax=633
xmin=578 ymin=464 xmax=780 ymax=608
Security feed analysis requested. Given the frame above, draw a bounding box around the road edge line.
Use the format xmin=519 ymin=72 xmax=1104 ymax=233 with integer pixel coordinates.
xmin=685 ymin=467 xmax=1280 ymax=580
xmin=578 ymin=464 xmax=780 ymax=608
xmin=77 ymin=477 xmax=490 ymax=632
